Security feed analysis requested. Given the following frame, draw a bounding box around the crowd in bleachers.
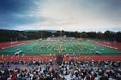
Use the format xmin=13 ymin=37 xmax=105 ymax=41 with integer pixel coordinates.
xmin=0 ymin=60 xmax=121 ymax=80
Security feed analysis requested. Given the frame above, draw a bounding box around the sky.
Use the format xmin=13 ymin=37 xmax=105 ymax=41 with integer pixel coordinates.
xmin=0 ymin=0 xmax=121 ymax=32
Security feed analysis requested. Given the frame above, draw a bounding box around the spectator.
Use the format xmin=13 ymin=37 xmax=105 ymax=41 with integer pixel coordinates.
xmin=0 ymin=61 xmax=121 ymax=80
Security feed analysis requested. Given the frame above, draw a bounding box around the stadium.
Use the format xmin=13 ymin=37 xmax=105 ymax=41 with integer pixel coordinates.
xmin=0 ymin=31 xmax=121 ymax=61
xmin=0 ymin=35 xmax=121 ymax=61
xmin=0 ymin=31 xmax=121 ymax=80
xmin=0 ymin=0 xmax=121 ymax=80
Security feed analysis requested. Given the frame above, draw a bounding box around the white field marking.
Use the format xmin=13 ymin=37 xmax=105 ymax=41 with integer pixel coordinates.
xmin=112 ymin=47 xmax=118 ymax=49
xmin=1 ymin=48 xmax=5 ymax=49
xmin=96 ymin=51 xmax=101 ymax=54
xmin=105 ymin=45 xmax=118 ymax=49
xmin=101 ymin=49 xmax=104 ymax=50
xmin=14 ymin=50 xmax=22 ymax=55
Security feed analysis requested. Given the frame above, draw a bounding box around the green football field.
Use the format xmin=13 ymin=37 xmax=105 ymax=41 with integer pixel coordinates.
xmin=0 ymin=39 xmax=121 ymax=56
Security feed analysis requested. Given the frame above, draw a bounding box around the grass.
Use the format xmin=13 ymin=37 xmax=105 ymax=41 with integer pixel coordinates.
xmin=0 ymin=39 xmax=121 ymax=56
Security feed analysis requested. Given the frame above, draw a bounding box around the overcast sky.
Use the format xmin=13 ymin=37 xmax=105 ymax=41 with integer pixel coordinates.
xmin=0 ymin=0 xmax=121 ymax=32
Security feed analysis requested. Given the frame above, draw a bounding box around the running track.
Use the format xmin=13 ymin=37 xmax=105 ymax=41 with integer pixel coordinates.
xmin=0 ymin=41 xmax=30 ymax=50
xmin=0 ymin=55 xmax=121 ymax=62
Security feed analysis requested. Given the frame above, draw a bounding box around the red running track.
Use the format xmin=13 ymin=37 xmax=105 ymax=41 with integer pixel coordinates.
xmin=0 ymin=41 xmax=30 ymax=50
xmin=94 ymin=41 xmax=121 ymax=51
xmin=0 ymin=55 xmax=121 ymax=62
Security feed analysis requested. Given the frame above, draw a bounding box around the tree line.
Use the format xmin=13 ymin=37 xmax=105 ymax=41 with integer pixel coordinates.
xmin=0 ymin=29 xmax=121 ymax=42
